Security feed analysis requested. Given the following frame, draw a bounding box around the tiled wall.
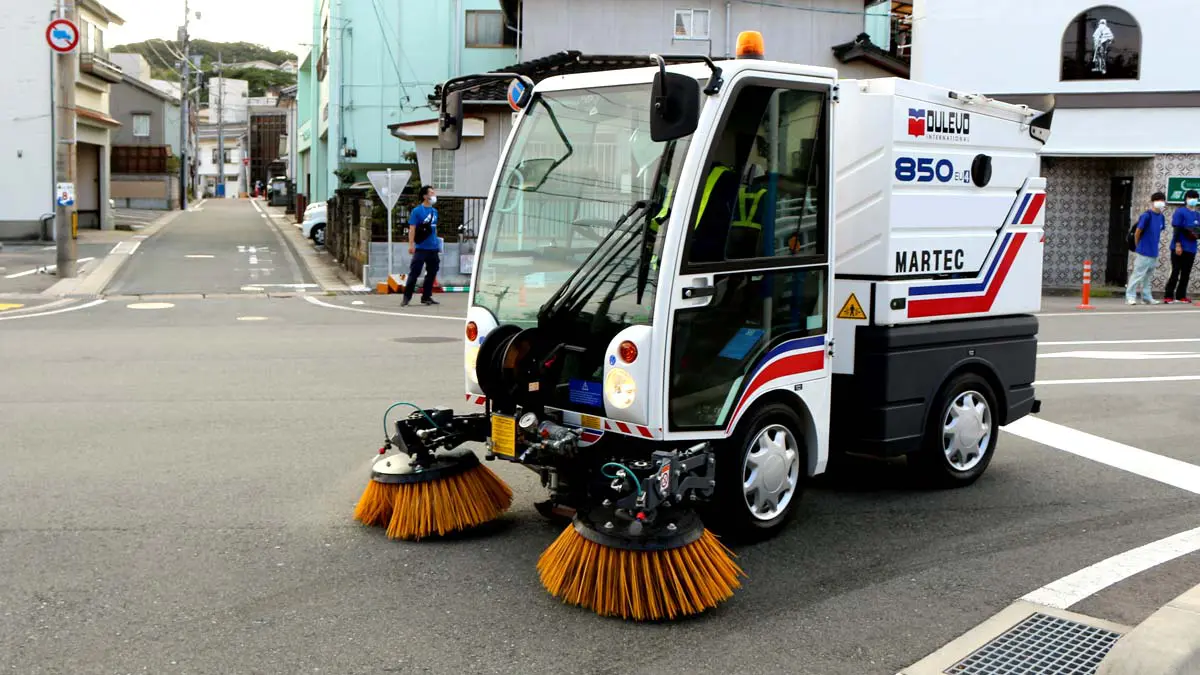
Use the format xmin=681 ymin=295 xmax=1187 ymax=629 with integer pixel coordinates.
xmin=1041 ymin=154 xmax=1200 ymax=293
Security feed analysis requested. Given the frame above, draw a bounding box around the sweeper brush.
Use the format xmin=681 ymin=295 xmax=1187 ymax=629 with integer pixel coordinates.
xmin=538 ymin=509 xmax=743 ymax=621
xmin=354 ymin=405 xmax=512 ymax=539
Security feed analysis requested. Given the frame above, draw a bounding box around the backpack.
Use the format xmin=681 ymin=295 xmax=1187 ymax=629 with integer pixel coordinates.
xmin=1127 ymin=213 xmax=1144 ymax=252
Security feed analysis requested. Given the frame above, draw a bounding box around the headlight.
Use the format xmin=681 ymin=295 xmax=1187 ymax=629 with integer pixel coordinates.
xmin=465 ymin=345 xmax=480 ymax=383
xmin=604 ymin=368 xmax=636 ymax=409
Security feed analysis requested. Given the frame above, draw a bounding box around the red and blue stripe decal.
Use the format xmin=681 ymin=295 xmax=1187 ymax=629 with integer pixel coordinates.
xmin=905 ymin=192 xmax=1045 ymax=319
xmin=728 ymin=335 xmax=826 ymax=426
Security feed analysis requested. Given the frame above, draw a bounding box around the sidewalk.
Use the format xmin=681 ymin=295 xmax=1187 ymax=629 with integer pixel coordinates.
xmin=40 ymin=207 xmax=187 ymax=297
xmin=255 ymin=200 xmax=366 ymax=293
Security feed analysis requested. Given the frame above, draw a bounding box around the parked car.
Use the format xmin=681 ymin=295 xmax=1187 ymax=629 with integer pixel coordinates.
xmin=302 ymin=201 xmax=327 ymax=246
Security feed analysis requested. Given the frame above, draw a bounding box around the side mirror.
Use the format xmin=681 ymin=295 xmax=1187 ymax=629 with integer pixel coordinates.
xmin=650 ymin=71 xmax=700 ymax=142
xmin=439 ymin=90 xmax=464 ymax=150
xmin=1029 ymin=94 xmax=1054 ymax=145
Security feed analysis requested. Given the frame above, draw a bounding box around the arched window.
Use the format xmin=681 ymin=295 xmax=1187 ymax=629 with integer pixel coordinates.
xmin=1061 ymin=6 xmax=1141 ymax=80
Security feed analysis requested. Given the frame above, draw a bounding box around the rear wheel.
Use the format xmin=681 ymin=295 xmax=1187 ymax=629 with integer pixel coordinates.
xmin=312 ymin=224 xmax=326 ymax=246
xmin=908 ymin=373 xmax=998 ymax=487
xmin=704 ymin=402 xmax=806 ymax=542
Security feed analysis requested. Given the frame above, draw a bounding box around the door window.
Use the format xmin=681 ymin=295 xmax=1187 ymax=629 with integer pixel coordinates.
xmin=682 ymin=84 xmax=828 ymax=267
xmin=670 ymin=81 xmax=831 ymax=430
xmin=670 ymin=267 xmax=826 ymax=429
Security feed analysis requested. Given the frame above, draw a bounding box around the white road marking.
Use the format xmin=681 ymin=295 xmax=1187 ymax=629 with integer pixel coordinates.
xmin=236 ymin=316 xmax=269 ymax=321
xmin=1023 ymin=525 xmax=1200 ymax=609
xmin=4 ymin=257 xmax=94 ymax=278
xmin=238 ymin=246 xmax=246 ymax=253
xmin=110 ymin=241 xmax=141 ymax=255
xmin=1006 ymin=417 xmax=1200 ymax=609
xmin=249 ymin=247 xmax=257 ymax=254
xmin=241 ymin=286 xmax=265 ymax=292
xmin=126 ymin=302 xmax=175 ymax=310
xmin=1004 ymin=416 xmax=1200 ymax=495
xmin=1042 ymin=338 xmax=1200 ymax=346
xmin=249 ymin=256 xmax=258 ymax=264
xmin=351 ymin=300 xmax=365 ymax=305
xmin=1040 ymin=308 xmax=1200 ymax=317
xmin=302 ymin=295 xmax=463 ymax=322
xmin=186 ymin=254 xmax=215 ymax=259
xmin=1036 ymin=375 xmax=1200 ymax=386
xmin=0 ymin=298 xmax=106 ymax=321
xmin=1038 ymin=350 xmax=1200 ymax=360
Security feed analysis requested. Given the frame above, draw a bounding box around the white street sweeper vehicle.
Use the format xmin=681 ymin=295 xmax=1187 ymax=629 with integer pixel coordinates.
xmin=356 ymin=32 xmax=1052 ymax=620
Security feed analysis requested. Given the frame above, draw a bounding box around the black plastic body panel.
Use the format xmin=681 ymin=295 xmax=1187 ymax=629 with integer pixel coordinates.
xmin=831 ymin=315 xmax=1039 ymax=457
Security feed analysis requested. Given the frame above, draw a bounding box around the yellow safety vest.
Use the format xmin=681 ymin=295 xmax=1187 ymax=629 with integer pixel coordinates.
xmin=733 ymin=187 xmax=766 ymax=231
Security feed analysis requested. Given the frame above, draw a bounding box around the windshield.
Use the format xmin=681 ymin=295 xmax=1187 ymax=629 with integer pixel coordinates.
xmin=472 ymin=84 xmax=692 ymax=329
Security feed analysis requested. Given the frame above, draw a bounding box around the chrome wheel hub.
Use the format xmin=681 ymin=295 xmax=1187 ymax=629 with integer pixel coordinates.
xmin=743 ymin=424 xmax=801 ymax=521
xmin=942 ymin=390 xmax=991 ymax=472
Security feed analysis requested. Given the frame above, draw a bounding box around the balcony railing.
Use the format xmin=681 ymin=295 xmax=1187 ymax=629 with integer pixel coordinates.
xmin=80 ymin=50 xmax=123 ymax=83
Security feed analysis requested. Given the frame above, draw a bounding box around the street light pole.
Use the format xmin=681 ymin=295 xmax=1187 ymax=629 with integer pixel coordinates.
xmin=54 ymin=0 xmax=77 ymax=278
xmin=178 ymin=0 xmax=190 ymax=210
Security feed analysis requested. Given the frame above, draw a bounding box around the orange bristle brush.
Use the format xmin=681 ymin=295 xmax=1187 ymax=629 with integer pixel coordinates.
xmin=537 ymin=509 xmax=744 ymax=621
xmin=355 ymin=448 xmax=512 ymax=540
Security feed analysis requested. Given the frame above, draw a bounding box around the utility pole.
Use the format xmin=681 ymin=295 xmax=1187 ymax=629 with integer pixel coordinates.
xmin=54 ymin=0 xmax=77 ymax=278
xmin=178 ymin=0 xmax=190 ymax=209
xmin=217 ymin=52 xmax=224 ymax=198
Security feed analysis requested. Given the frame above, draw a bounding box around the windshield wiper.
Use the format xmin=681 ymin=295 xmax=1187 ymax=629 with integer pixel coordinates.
xmin=538 ymin=199 xmax=651 ymax=319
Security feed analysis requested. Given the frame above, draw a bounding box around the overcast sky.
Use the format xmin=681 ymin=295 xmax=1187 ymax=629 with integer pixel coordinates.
xmin=103 ymin=0 xmax=312 ymax=57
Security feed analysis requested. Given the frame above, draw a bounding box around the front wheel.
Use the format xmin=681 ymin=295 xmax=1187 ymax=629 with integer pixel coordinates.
xmin=908 ymin=373 xmax=998 ymax=487
xmin=312 ymin=224 xmax=326 ymax=246
xmin=703 ymin=403 xmax=806 ymax=542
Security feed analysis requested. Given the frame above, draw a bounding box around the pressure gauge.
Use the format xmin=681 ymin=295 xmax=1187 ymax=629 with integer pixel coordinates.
xmin=518 ymin=412 xmax=539 ymax=432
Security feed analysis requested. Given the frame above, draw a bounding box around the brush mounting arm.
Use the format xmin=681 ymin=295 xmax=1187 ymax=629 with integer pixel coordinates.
xmin=608 ymin=443 xmax=715 ymax=522
xmin=388 ymin=408 xmax=490 ymax=467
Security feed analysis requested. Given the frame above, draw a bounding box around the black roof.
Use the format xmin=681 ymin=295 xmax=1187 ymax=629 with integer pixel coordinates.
xmin=831 ymin=33 xmax=910 ymax=78
xmin=429 ymin=51 xmax=708 ymax=107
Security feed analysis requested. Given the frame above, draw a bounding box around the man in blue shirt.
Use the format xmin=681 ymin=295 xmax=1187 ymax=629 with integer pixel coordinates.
xmin=1127 ymin=191 xmax=1166 ymax=305
xmin=403 ymin=185 xmax=441 ymax=307
xmin=1165 ymin=189 xmax=1200 ymax=304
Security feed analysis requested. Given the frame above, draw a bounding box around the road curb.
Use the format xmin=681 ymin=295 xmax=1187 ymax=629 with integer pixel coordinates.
xmin=256 ymin=202 xmax=360 ymax=293
xmin=1097 ymin=583 xmax=1200 ymax=674
xmin=41 ymin=209 xmax=184 ymax=297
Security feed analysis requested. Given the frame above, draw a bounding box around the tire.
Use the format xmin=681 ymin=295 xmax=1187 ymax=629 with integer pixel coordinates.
xmin=908 ymin=373 xmax=998 ymax=488
xmin=703 ymin=402 xmax=807 ymax=542
xmin=312 ymin=225 xmax=326 ymax=246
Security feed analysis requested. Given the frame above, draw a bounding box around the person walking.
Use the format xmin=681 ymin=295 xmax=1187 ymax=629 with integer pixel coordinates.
xmin=1126 ymin=191 xmax=1167 ymax=305
xmin=403 ymin=185 xmax=441 ymax=307
xmin=1165 ymin=189 xmax=1200 ymax=304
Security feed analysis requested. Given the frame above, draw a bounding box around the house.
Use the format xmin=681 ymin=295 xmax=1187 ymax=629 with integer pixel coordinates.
xmin=506 ymin=0 xmax=910 ymax=78
xmin=228 ymin=59 xmax=282 ymax=72
xmin=389 ymin=0 xmax=913 ymax=222
xmin=295 ymin=0 xmax=517 ymax=205
xmin=912 ymin=0 xmax=1200 ymax=293
xmin=109 ymin=55 xmax=182 ymax=209
xmin=278 ymin=60 xmax=298 ymax=74
xmin=0 ymin=0 xmax=125 ymax=239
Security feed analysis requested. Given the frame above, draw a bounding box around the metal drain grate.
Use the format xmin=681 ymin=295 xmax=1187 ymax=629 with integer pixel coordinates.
xmin=945 ymin=612 xmax=1123 ymax=675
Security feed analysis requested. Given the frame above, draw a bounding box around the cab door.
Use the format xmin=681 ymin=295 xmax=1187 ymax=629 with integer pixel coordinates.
xmin=664 ymin=76 xmax=835 ymax=437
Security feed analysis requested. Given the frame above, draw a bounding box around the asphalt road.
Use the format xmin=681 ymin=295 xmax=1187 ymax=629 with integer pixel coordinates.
xmin=105 ymin=199 xmax=314 ymax=296
xmin=2 ymin=213 xmax=1199 ymax=674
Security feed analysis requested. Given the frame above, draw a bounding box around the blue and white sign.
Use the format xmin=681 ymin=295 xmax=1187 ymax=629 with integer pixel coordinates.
xmin=568 ymin=379 xmax=603 ymax=407
xmin=507 ymin=79 xmax=528 ymax=112
xmin=55 ymin=182 xmax=75 ymax=207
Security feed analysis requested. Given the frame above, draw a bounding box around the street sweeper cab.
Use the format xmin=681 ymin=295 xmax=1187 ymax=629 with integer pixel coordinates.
xmin=357 ymin=32 xmax=1052 ymax=621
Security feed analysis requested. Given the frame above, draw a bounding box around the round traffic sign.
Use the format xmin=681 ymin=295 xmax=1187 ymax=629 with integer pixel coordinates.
xmin=46 ymin=18 xmax=79 ymax=54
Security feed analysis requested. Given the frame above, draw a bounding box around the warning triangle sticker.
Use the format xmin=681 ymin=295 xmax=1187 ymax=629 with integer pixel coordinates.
xmin=836 ymin=293 xmax=868 ymax=320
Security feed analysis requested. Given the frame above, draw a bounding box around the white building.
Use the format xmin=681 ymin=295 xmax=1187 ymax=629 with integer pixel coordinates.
xmin=196 ymin=128 xmax=248 ymax=198
xmin=208 ymin=77 xmax=249 ymax=124
xmin=0 ymin=0 xmax=125 ymax=239
xmin=913 ymin=0 xmax=1200 ymax=292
